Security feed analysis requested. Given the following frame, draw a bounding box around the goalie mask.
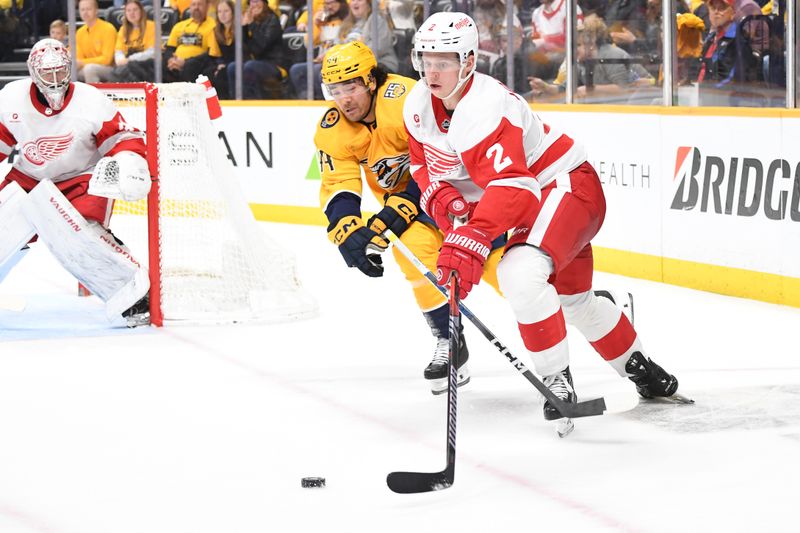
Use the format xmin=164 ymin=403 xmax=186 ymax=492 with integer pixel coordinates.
xmin=412 ymin=12 xmax=479 ymax=100
xmin=27 ymin=38 xmax=72 ymax=111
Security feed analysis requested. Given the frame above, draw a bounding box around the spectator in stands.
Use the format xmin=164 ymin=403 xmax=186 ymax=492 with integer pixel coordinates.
xmin=0 ymin=0 xmax=25 ymax=61
xmin=529 ymin=0 xmax=583 ymax=79
xmin=281 ymin=0 xmax=308 ymax=30
xmin=604 ymin=0 xmax=647 ymax=53
xmin=337 ymin=0 xmax=398 ymax=71
xmin=528 ymin=14 xmax=655 ymax=102
xmin=474 ymin=0 xmax=522 ymax=75
xmin=164 ymin=0 xmax=223 ymax=82
xmin=677 ymin=10 xmax=706 ymax=83
xmin=211 ymin=0 xmax=235 ymax=96
xmin=105 ymin=0 xmax=157 ymax=82
xmin=75 ymin=0 xmax=117 ymax=82
xmin=289 ymin=0 xmax=348 ymax=99
xmin=696 ymin=0 xmax=758 ymax=103
xmin=49 ymin=19 xmax=68 ymax=46
xmin=227 ymin=0 xmax=285 ymax=99
xmin=171 ymin=0 xmax=192 ymax=17
xmin=387 ymin=0 xmax=415 ymax=30
xmin=294 ymin=0 xmax=323 ymax=31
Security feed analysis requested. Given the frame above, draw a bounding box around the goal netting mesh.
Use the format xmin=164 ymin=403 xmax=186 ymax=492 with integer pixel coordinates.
xmin=99 ymin=82 xmax=317 ymax=325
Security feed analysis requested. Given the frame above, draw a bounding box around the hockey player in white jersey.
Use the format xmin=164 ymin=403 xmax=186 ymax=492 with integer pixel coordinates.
xmin=0 ymin=38 xmax=152 ymax=326
xmin=403 ymin=13 xmax=684 ymax=427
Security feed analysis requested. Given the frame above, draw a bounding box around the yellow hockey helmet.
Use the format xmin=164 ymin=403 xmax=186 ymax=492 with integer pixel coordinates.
xmin=321 ymin=41 xmax=378 ymax=87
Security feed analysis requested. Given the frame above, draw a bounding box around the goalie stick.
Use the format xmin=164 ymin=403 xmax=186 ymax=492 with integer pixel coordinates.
xmin=387 ymin=272 xmax=460 ymax=494
xmin=386 ymin=231 xmax=606 ymax=420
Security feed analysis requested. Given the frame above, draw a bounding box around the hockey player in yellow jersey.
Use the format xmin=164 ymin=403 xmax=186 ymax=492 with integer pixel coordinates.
xmin=315 ymin=41 xmax=504 ymax=395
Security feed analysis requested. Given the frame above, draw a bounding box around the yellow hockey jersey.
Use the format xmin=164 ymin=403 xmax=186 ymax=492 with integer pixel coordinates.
xmin=316 ymin=74 xmax=416 ymax=220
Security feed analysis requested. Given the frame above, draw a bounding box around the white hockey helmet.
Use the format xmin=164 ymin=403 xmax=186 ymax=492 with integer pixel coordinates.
xmin=411 ymin=12 xmax=479 ymax=97
xmin=27 ymin=38 xmax=72 ymax=111
xmin=412 ymin=12 xmax=478 ymax=71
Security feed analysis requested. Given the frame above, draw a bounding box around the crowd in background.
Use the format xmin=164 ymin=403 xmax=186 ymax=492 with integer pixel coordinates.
xmin=0 ymin=0 xmax=793 ymax=106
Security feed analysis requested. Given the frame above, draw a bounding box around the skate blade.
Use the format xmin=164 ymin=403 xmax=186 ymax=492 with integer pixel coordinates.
xmin=125 ymin=312 xmax=151 ymax=328
xmin=429 ymin=371 xmax=471 ymax=396
xmin=555 ymin=418 xmax=574 ymax=438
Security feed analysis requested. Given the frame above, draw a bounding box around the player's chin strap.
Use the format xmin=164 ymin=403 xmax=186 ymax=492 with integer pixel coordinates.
xmin=356 ymin=86 xmax=379 ymax=125
xmin=439 ymin=64 xmax=475 ymax=102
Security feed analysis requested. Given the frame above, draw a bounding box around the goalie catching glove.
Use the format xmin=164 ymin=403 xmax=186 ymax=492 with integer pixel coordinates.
xmin=367 ymin=191 xmax=419 ymax=237
xmin=89 ymin=151 xmax=151 ymax=201
xmin=328 ymin=215 xmax=388 ymax=277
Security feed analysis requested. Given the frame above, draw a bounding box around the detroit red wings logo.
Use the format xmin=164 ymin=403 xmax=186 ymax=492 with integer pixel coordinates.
xmin=22 ymin=133 xmax=74 ymax=166
xmin=423 ymin=143 xmax=461 ymax=178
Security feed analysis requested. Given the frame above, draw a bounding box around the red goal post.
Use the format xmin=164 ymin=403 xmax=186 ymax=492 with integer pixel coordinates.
xmin=95 ymin=82 xmax=317 ymax=326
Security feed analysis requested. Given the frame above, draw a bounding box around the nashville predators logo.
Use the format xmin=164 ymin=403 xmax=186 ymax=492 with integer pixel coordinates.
xmin=371 ymin=154 xmax=411 ymax=190
xmin=22 ymin=132 xmax=74 ymax=166
xmin=321 ymin=108 xmax=340 ymax=129
xmin=383 ymin=83 xmax=406 ymax=99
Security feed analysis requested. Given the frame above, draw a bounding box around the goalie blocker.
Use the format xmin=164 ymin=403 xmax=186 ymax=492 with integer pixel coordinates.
xmin=2 ymin=179 xmax=150 ymax=323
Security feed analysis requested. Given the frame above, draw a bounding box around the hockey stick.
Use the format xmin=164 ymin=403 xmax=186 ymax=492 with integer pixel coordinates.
xmin=386 ymin=231 xmax=606 ymax=419
xmin=387 ymin=272 xmax=460 ymax=494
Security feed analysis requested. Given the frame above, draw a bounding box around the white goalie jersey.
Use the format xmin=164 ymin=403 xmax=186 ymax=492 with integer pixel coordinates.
xmin=0 ymin=79 xmax=146 ymax=183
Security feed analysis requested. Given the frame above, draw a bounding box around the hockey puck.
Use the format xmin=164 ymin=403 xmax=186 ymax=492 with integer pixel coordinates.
xmin=301 ymin=477 xmax=326 ymax=488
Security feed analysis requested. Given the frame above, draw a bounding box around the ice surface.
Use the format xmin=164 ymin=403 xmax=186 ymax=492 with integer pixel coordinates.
xmin=1 ymin=222 xmax=799 ymax=533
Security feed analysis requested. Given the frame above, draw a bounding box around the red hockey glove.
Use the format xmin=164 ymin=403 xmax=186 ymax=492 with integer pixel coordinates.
xmin=420 ymin=181 xmax=469 ymax=233
xmin=436 ymin=225 xmax=492 ymax=299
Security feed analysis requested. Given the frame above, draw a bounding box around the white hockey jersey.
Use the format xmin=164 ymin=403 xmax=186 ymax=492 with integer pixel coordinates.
xmin=403 ymin=72 xmax=587 ymax=238
xmin=0 ymin=79 xmax=145 ymax=184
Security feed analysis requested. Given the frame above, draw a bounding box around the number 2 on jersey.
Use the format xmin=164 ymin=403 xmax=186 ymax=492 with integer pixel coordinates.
xmin=486 ymin=143 xmax=512 ymax=173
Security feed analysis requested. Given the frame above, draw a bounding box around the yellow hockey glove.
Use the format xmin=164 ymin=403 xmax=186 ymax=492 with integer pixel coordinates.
xmin=328 ymin=215 xmax=389 ymax=277
xmin=367 ymin=191 xmax=419 ymax=237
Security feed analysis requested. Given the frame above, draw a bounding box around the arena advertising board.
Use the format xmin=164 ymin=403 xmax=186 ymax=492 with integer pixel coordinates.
xmin=2 ymin=102 xmax=797 ymax=304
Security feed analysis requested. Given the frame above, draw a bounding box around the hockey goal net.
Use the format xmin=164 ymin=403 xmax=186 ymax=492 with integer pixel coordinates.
xmin=97 ymin=82 xmax=317 ymax=326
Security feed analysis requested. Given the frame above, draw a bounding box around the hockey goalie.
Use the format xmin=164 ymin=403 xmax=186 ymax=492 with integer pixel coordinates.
xmin=0 ymin=38 xmax=151 ymax=327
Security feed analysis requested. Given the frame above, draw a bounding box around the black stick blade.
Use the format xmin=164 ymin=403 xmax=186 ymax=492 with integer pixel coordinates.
xmin=563 ymin=397 xmax=607 ymax=418
xmin=386 ymin=470 xmax=454 ymax=494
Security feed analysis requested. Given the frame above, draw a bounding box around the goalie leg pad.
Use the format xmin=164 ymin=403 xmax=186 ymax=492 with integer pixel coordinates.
xmin=0 ymin=181 xmax=36 ymax=282
xmin=22 ymin=180 xmax=150 ymax=319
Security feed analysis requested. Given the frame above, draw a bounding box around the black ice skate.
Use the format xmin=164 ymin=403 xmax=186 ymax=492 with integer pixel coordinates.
xmin=122 ymin=294 xmax=150 ymax=328
xmin=542 ymin=366 xmax=576 ymax=421
xmin=424 ymin=333 xmax=470 ymax=395
xmin=625 ymin=352 xmax=679 ymax=399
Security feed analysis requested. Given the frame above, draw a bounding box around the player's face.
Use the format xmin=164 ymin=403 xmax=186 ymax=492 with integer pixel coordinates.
xmin=328 ymin=79 xmax=372 ymax=121
xmin=40 ymin=65 xmax=70 ymax=87
xmin=421 ymin=52 xmax=462 ymax=99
